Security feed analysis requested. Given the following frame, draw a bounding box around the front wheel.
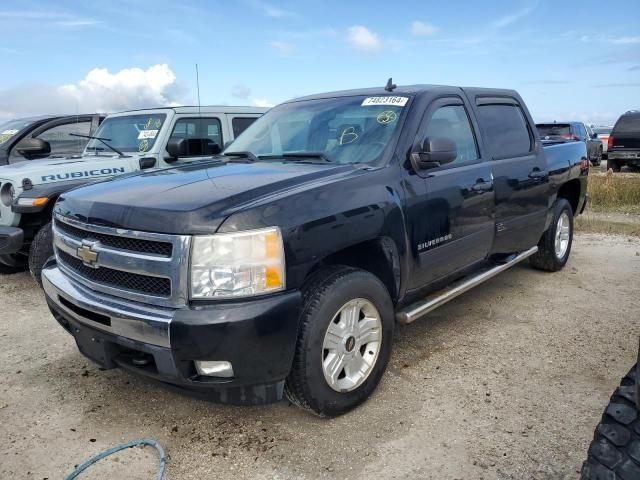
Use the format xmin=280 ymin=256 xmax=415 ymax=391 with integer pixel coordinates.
xmin=28 ymin=222 xmax=53 ymax=287
xmin=285 ymin=266 xmax=394 ymax=417
xmin=529 ymin=198 xmax=574 ymax=272
xmin=593 ymin=148 xmax=602 ymax=167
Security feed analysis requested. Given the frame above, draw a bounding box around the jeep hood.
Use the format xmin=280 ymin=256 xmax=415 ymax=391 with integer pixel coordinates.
xmin=0 ymin=155 xmax=136 ymax=185
xmin=55 ymin=159 xmax=358 ymax=234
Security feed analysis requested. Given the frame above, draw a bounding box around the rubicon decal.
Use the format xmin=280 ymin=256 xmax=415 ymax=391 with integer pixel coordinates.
xmin=41 ymin=167 xmax=126 ymax=182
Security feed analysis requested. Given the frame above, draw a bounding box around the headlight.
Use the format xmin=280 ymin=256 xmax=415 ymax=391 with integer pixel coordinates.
xmin=0 ymin=182 xmax=14 ymax=207
xmin=190 ymin=227 xmax=285 ymax=298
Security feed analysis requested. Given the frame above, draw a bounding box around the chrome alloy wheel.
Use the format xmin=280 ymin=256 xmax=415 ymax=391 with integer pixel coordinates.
xmin=321 ymin=298 xmax=382 ymax=393
xmin=555 ymin=211 xmax=571 ymax=259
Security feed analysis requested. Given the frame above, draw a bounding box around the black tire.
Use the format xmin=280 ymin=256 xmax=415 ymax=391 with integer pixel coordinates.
xmin=284 ymin=266 xmax=394 ymax=417
xmin=627 ymin=165 xmax=640 ymax=173
xmin=609 ymin=160 xmax=622 ymax=173
xmin=593 ymin=148 xmax=602 ymax=167
xmin=28 ymin=222 xmax=53 ymax=286
xmin=529 ymin=198 xmax=573 ymax=272
xmin=0 ymin=253 xmax=28 ymax=274
xmin=581 ymin=364 xmax=640 ymax=480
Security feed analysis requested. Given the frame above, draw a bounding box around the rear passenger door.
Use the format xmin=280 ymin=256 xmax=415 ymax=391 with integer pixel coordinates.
xmin=227 ymin=115 xmax=261 ymax=146
xmin=473 ymin=97 xmax=549 ymax=253
xmin=410 ymin=96 xmax=495 ymax=288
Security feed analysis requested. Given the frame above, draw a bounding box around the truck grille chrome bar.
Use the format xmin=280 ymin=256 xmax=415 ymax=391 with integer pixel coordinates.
xmin=52 ymin=213 xmax=191 ymax=308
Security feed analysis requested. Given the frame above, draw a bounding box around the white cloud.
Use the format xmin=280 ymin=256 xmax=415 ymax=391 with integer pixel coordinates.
xmin=347 ymin=25 xmax=382 ymax=52
xmin=411 ymin=21 xmax=438 ymax=36
xmin=609 ymin=36 xmax=640 ymax=45
xmin=231 ymin=84 xmax=251 ymax=100
xmin=0 ymin=64 xmax=188 ymax=120
xmin=270 ymin=41 xmax=294 ymax=56
xmin=252 ymin=98 xmax=275 ymax=108
xmin=491 ymin=2 xmax=538 ymax=29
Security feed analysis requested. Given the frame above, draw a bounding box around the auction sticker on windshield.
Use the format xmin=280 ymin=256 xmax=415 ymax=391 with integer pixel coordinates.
xmin=137 ymin=130 xmax=158 ymax=139
xmin=361 ymin=96 xmax=408 ymax=107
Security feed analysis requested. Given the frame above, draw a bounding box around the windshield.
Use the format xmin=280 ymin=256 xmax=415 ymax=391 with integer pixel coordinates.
xmin=225 ymin=95 xmax=409 ymax=164
xmin=536 ymin=124 xmax=572 ymax=140
xmin=593 ymin=127 xmax=612 ymax=135
xmin=86 ymin=113 xmax=166 ymax=154
xmin=0 ymin=118 xmax=37 ymax=145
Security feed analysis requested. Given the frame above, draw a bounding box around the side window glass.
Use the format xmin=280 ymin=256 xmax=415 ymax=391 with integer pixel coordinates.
xmin=424 ymin=105 xmax=478 ymax=165
xmin=170 ymin=117 xmax=222 ymax=156
xmin=36 ymin=121 xmax=92 ymax=155
xmin=232 ymin=117 xmax=258 ymax=138
xmin=476 ymin=103 xmax=532 ymax=158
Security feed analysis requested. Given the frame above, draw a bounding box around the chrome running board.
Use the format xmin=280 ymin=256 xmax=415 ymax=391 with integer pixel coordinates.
xmin=395 ymin=246 xmax=538 ymax=325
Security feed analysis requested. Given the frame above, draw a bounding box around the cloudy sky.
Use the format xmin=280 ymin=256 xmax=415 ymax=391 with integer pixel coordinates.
xmin=0 ymin=0 xmax=639 ymax=124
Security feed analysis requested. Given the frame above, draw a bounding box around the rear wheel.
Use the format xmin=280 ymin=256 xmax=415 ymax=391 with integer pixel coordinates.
xmin=529 ymin=198 xmax=573 ymax=272
xmin=581 ymin=364 xmax=640 ymax=479
xmin=593 ymin=148 xmax=602 ymax=167
xmin=28 ymin=222 xmax=53 ymax=287
xmin=609 ymin=160 xmax=622 ymax=173
xmin=285 ymin=266 xmax=394 ymax=417
xmin=0 ymin=253 xmax=28 ymax=274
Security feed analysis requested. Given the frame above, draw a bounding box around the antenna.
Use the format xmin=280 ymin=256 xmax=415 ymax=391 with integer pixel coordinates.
xmin=195 ymin=64 xmax=202 ymax=115
xmin=385 ymin=77 xmax=397 ymax=92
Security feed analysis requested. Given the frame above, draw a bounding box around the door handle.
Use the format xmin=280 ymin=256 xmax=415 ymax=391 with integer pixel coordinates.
xmin=528 ymin=169 xmax=548 ymax=179
xmin=471 ymin=180 xmax=493 ymax=192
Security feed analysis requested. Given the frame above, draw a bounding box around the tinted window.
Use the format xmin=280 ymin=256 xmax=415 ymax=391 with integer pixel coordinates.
xmin=536 ymin=123 xmax=571 ymax=139
xmin=477 ymin=104 xmax=531 ymax=158
xmin=613 ymin=114 xmax=640 ymax=134
xmin=36 ymin=121 xmax=92 ymax=155
xmin=425 ymin=105 xmax=478 ymax=164
xmin=232 ymin=117 xmax=258 ymax=138
xmin=170 ymin=117 xmax=223 ymax=156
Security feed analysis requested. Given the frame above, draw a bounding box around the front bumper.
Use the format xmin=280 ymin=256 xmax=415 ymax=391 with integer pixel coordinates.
xmin=43 ymin=261 xmax=302 ymax=404
xmin=0 ymin=226 xmax=24 ymax=254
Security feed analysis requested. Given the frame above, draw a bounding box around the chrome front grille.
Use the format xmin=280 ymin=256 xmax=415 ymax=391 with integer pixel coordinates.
xmin=53 ymin=214 xmax=191 ymax=308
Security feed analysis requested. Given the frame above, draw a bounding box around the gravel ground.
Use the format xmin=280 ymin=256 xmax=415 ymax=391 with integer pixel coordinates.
xmin=1 ymin=233 xmax=639 ymax=480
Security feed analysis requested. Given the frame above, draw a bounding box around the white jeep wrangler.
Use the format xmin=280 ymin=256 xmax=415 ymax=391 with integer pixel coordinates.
xmin=0 ymin=106 xmax=266 ymax=283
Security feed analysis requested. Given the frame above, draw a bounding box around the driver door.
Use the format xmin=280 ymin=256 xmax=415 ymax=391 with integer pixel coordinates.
xmin=409 ymin=97 xmax=495 ymax=289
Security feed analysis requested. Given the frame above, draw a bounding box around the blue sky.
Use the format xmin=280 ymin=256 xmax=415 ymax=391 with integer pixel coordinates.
xmin=0 ymin=0 xmax=639 ymax=124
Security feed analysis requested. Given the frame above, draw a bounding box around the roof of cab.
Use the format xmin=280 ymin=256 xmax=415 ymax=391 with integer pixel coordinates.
xmin=285 ymin=84 xmax=520 ymax=104
xmin=113 ymin=105 xmax=269 ymax=115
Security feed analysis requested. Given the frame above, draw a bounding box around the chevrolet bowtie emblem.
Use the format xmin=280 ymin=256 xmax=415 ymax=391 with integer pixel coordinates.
xmin=77 ymin=241 xmax=99 ymax=267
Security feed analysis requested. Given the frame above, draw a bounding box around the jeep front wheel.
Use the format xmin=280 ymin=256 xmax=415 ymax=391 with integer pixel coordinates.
xmin=28 ymin=222 xmax=53 ymax=286
xmin=285 ymin=266 xmax=394 ymax=416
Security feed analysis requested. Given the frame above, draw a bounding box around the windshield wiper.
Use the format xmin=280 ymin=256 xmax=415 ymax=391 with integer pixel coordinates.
xmin=281 ymin=152 xmax=333 ymax=163
xmin=70 ymin=133 xmax=126 ymax=157
xmin=223 ymin=151 xmax=259 ymax=162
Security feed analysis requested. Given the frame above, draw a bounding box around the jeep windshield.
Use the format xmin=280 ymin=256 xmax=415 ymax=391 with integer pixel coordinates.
xmin=225 ymin=95 xmax=409 ymax=164
xmin=85 ymin=113 xmax=166 ymax=155
xmin=0 ymin=118 xmax=38 ymax=145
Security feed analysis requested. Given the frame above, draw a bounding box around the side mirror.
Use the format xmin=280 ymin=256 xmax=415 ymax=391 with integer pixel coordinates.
xmin=15 ymin=138 xmax=51 ymax=158
xmin=165 ymin=138 xmax=189 ymax=161
xmin=412 ymin=137 xmax=457 ymax=169
xmin=591 ymin=132 xmax=598 ymax=139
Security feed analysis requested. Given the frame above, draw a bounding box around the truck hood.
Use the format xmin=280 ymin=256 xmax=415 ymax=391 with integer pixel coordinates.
xmin=0 ymin=155 xmax=136 ymax=186
xmin=55 ymin=159 xmax=359 ymax=234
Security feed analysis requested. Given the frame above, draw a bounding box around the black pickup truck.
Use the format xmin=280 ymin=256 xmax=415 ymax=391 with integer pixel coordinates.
xmin=42 ymin=83 xmax=588 ymax=416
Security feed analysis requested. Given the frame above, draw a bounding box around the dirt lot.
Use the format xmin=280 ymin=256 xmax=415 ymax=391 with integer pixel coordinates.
xmin=1 ymin=233 xmax=639 ymax=480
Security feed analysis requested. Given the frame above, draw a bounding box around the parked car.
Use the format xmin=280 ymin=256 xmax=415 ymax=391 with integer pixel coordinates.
xmin=592 ymin=126 xmax=613 ymax=160
xmin=607 ymin=110 xmax=640 ymax=172
xmin=42 ymin=84 xmax=587 ymax=416
xmin=581 ymin=341 xmax=639 ymax=479
xmin=536 ymin=121 xmax=602 ymax=166
xmin=0 ymin=114 xmax=105 ymax=165
xmin=0 ymin=106 xmax=266 ymax=281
